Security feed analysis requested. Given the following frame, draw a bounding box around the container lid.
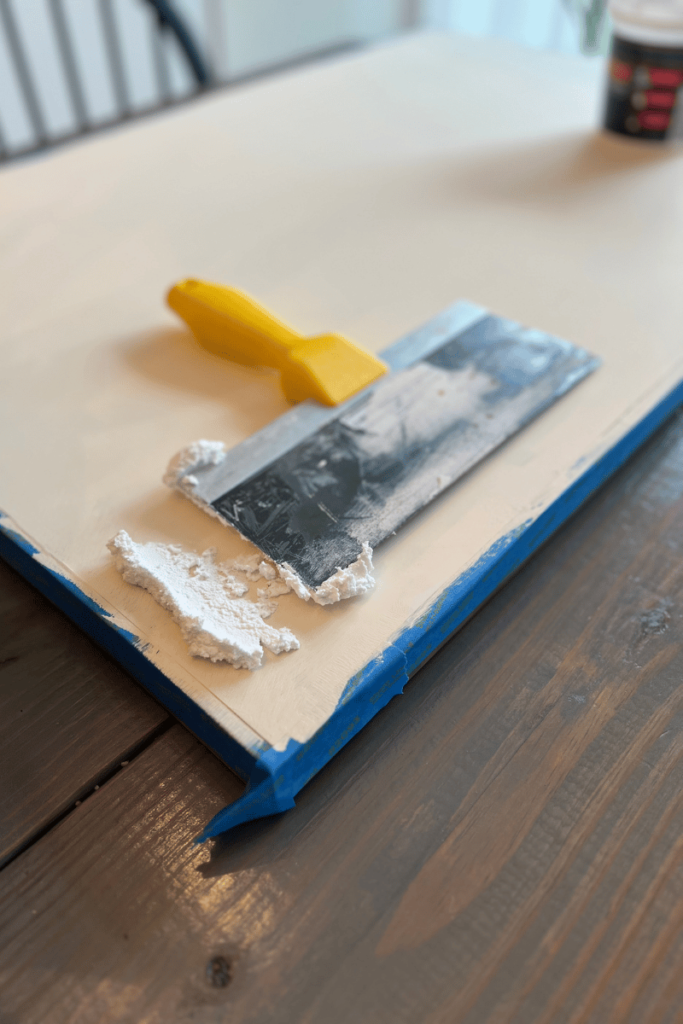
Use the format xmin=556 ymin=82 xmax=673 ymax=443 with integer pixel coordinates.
xmin=609 ymin=0 xmax=683 ymax=32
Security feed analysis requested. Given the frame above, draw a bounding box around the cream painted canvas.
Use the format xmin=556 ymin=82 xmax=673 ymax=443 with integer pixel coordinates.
xmin=2 ymin=33 xmax=683 ymax=838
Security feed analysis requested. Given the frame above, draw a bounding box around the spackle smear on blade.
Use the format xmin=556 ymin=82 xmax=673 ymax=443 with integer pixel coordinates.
xmin=164 ymin=441 xmax=376 ymax=605
xmin=278 ymin=543 xmax=375 ymax=606
xmin=108 ymin=530 xmax=299 ymax=669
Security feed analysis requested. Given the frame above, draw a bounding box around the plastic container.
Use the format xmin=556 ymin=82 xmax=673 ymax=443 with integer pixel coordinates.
xmin=604 ymin=0 xmax=683 ymax=140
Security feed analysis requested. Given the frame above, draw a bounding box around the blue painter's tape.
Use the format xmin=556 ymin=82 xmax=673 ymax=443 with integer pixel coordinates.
xmin=0 ymin=513 xmax=265 ymax=783
xmin=0 ymin=520 xmax=39 ymax=555
xmin=3 ymin=376 xmax=683 ymax=842
xmin=0 ymin=512 xmax=139 ymax=648
xmin=197 ymin=378 xmax=683 ymax=840
xmin=197 ymin=642 xmax=408 ymax=841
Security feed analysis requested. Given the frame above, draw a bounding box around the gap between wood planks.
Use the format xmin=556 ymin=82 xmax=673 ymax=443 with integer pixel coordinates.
xmin=0 ymin=718 xmax=173 ymax=873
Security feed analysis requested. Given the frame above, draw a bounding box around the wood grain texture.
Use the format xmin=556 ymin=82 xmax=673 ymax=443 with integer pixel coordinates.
xmin=0 ymin=726 xmax=245 ymax=1024
xmin=0 ymin=556 xmax=168 ymax=867
xmin=2 ymin=411 xmax=683 ymax=1024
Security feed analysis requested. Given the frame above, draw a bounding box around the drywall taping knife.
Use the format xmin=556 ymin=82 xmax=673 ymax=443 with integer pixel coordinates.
xmin=167 ymin=281 xmax=600 ymax=591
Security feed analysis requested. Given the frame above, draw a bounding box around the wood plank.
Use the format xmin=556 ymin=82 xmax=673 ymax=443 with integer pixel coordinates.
xmin=0 ymin=556 xmax=169 ymax=866
xmin=0 ymin=726 xmax=245 ymax=1024
xmin=1 ymin=412 xmax=683 ymax=1023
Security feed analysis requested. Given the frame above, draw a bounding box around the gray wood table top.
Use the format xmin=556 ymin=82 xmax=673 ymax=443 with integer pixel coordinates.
xmin=2 ymin=406 xmax=683 ymax=1024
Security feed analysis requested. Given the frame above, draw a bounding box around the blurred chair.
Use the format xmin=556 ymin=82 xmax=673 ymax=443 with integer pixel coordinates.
xmin=563 ymin=0 xmax=609 ymax=52
xmin=0 ymin=0 xmax=210 ymax=162
xmin=0 ymin=0 xmax=609 ymax=165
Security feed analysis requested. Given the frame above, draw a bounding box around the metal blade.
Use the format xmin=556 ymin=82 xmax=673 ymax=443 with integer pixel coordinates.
xmin=189 ymin=303 xmax=599 ymax=588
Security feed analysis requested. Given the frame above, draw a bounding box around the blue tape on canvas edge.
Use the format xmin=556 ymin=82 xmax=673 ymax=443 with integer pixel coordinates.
xmin=198 ymin=378 xmax=683 ymax=840
xmin=3 ymin=379 xmax=683 ymax=842
xmin=0 ymin=517 xmax=266 ymax=784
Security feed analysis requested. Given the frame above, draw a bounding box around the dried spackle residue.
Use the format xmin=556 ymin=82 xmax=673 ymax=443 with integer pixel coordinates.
xmin=164 ymin=441 xmax=377 ymax=604
xmin=258 ymin=579 xmax=292 ymax=599
xmin=108 ymin=530 xmax=299 ymax=669
xmin=278 ymin=543 xmax=375 ymax=606
xmin=162 ymin=439 xmax=227 ymax=494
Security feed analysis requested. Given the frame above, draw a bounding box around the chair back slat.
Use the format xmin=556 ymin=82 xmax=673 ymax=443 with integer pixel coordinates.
xmin=48 ymin=0 xmax=89 ymax=130
xmin=99 ymin=0 xmax=130 ymax=118
xmin=0 ymin=0 xmax=48 ymax=146
xmin=151 ymin=16 xmax=172 ymax=105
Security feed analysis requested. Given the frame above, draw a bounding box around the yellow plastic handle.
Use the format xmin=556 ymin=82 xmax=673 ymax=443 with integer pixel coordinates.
xmin=167 ymin=279 xmax=300 ymax=367
xmin=167 ymin=278 xmax=387 ymax=406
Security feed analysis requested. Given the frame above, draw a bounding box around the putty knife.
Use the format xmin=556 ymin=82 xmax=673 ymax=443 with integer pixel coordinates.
xmin=168 ymin=294 xmax=599 ymax=589
xmin=168 ymin=279 xmax=388 ymax=405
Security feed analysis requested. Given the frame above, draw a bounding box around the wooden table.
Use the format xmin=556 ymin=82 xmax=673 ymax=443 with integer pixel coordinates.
xmin=3 ymin=32 xmax=683 ymax=1024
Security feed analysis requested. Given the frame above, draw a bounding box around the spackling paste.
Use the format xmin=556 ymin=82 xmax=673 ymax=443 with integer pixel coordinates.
xmin=278 ymin=543 xmax=375 ymax=605
xmin=164 ymin=441 xmax=376 ymax=605
xmin=108 ymin=530 xmax=299 ymax=669
xmin=162 ymin=438 xmax=227 ymax=498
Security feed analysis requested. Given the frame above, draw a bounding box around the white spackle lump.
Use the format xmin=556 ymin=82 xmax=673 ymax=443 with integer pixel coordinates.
xmin=108 ymin=530 xmax=299 ymax=670
xmin=225 ymin=553 xmax=267 ymax=581
xmin=278 ymin=542 xmax=375 ymax=606
xmin=257 ymin=579 xmax=293 ymax=599
xmin=162 ymin=439 xmax=227 ymax=495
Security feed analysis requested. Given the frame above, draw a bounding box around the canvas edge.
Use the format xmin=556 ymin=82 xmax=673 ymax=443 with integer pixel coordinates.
xmin=196 ymin=376 xmax=683 ymax=840
xmin=0 ymin=516 xmax=268 ymax=787
xmin=2 ymin=379 xmax=682 ymax=842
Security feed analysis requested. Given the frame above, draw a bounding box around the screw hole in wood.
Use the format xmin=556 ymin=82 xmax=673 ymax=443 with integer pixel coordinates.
xmin=206 ymin=955 xmax=232 ymax=988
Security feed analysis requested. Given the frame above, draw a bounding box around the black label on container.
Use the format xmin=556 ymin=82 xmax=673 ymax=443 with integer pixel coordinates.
xmin=604 ymin=34 xmax=683 ymax=141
